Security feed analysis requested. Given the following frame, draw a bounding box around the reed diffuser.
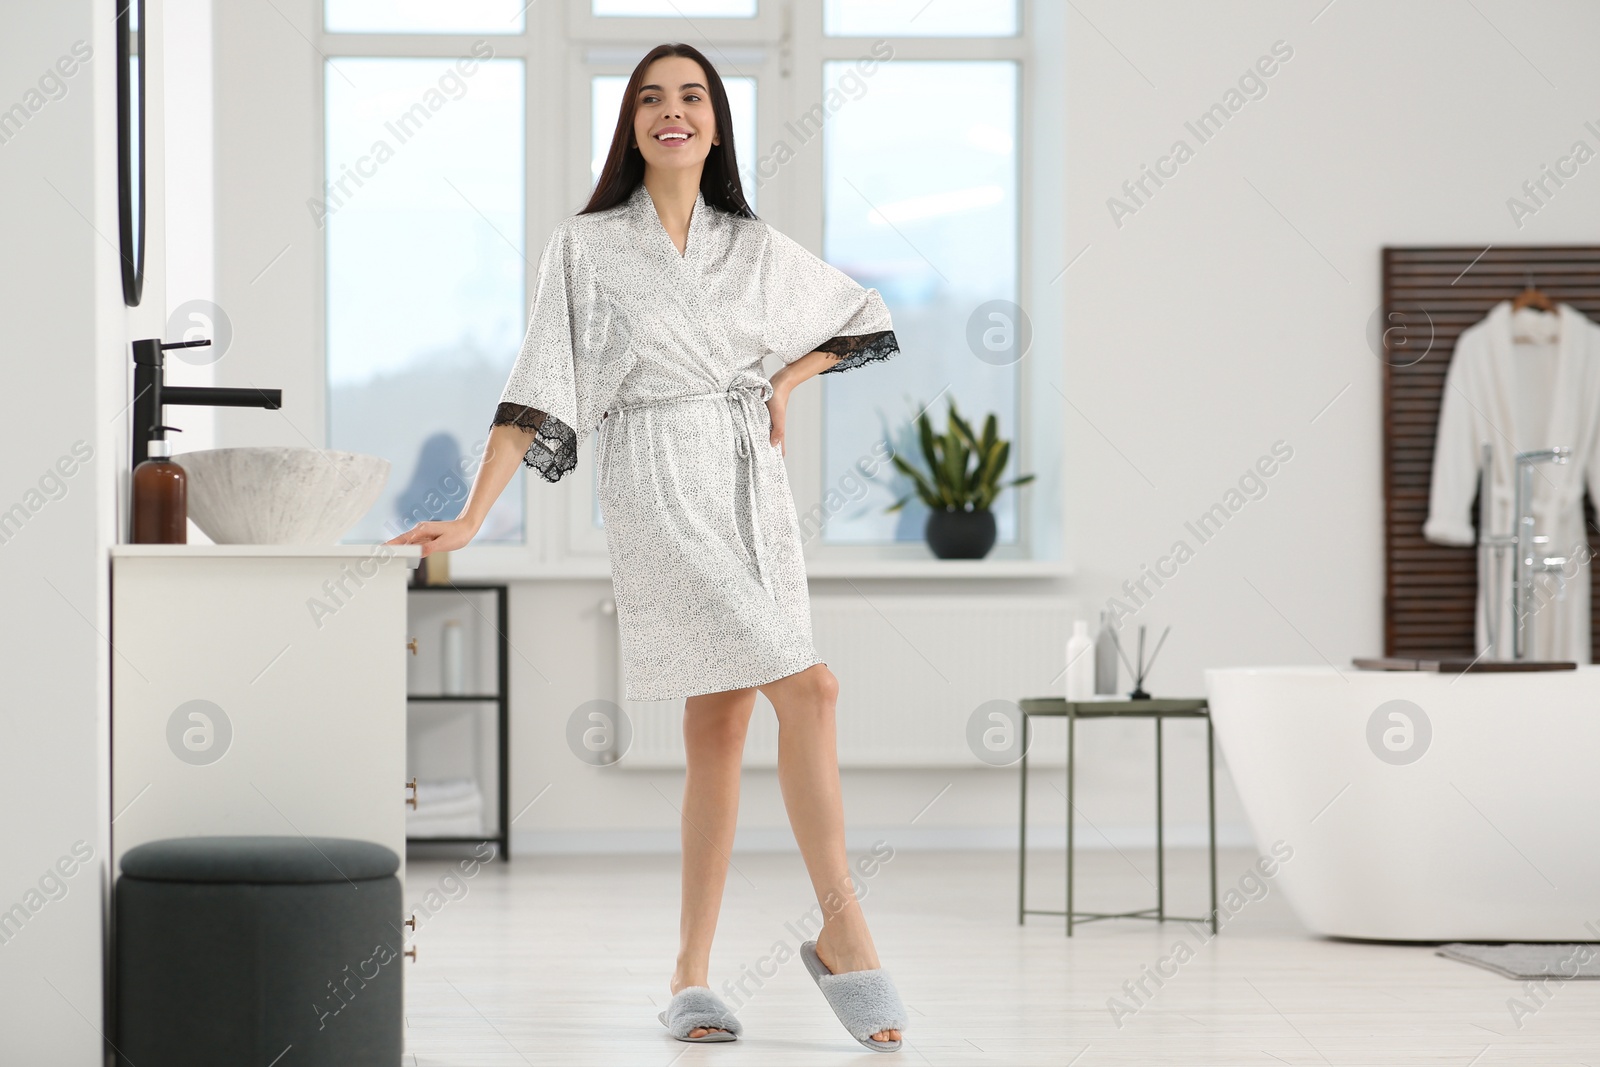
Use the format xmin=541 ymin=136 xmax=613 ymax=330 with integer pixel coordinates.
xmin=1110 ymin=623 xmax=1170 ymax=700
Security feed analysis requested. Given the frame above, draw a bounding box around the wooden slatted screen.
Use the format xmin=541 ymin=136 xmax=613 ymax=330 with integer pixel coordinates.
xmin=1382 ymin=246 xmax=1600 ymax=659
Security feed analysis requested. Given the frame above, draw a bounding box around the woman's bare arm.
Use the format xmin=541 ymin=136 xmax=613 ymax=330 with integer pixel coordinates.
xmin=386 ymin=420 xmax=537 ymax=555
xmin=771 ymin=350 xmax=843 ymax=395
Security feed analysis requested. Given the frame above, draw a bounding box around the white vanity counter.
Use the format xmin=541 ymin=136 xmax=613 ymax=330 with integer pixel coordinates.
xmin=109 ymin=543 xmax=422 ymax=882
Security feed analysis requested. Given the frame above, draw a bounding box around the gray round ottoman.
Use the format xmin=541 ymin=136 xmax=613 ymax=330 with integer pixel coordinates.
xmin=115 ymin=835 xmax=403 ymax=1066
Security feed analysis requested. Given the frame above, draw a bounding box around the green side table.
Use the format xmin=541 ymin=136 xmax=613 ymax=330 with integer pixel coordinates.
xmin=1017 ymin=697 xmax=1217 ymax=936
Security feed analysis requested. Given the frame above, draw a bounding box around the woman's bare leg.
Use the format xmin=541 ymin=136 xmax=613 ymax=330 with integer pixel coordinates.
xmin=758 ymin=663 xmax=901 ymax=1044
xmin=670 ymin=685 xmax=757 ymax=1037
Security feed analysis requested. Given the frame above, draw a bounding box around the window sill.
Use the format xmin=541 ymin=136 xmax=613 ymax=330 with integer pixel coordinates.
xmin=450 ymin=555 xmax=1071 ymax=581
xmin=803 ymin=558 xmax=1071 ymax=579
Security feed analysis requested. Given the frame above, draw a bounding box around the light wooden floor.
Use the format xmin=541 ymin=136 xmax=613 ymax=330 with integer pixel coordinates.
xmin=401 ymin=846 xmax=1599 ymax=1065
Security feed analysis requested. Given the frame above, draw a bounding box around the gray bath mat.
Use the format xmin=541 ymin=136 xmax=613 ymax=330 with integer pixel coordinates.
xmin=1437 ymin=943 xmax=1600 ymax=980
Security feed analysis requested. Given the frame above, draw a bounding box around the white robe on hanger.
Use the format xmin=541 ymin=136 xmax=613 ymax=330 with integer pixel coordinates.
xmin=1424 ymin=301 xmax=1600 ymax=663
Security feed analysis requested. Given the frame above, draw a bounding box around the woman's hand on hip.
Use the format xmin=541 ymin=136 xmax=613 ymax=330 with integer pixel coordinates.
xmin=765 ymin=384 xmax=789 ymax=456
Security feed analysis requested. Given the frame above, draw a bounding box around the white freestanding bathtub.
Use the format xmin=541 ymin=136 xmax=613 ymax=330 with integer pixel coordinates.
xmin=1205 ymin=666 xmax=1600 ymax=941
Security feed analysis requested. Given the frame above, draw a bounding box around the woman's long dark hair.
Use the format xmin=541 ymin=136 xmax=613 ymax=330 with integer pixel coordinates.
xmin=581 ymin=43 xmax=757 ymax=220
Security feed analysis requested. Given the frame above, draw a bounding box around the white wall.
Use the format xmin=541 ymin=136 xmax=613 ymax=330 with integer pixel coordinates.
xmin=0 ymin=0 xmax=167 ymax=1060
xmin=211 ymin=0 xmax=325 ymax=455
xmin=162 ymin=0 xmax=218 ymax=456
xmin=1065 ymin=0 xmax=1600 ymax=686
xmin=1048 ymin=0 xmax=1600 ymax=857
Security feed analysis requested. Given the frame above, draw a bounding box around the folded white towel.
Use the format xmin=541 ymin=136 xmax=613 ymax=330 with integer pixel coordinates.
xmin=411 ymin=793 xmax=483 ymax=819
xmin=407 ymin=778 xmax=486 ymax=836
xmin=413 ymin=778 xmax=481 ymax=804
xmin=406 ymin=812 xmax=486 ymax=837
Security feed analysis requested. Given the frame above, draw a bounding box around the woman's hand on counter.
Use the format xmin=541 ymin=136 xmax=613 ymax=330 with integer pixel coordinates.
xmin=386 ymin=516 xmax=479 ymax=557
xmin=385 ymin=423 xmax=533 ymax=556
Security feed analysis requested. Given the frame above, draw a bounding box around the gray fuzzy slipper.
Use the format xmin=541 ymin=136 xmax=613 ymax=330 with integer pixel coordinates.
xmin=799 ymin=940 xmax=906 ymax=1052
xmin=657 ymin=985 xmax=742 ymax=1042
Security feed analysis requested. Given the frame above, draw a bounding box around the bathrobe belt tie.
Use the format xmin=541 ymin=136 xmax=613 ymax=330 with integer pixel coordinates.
xmin=600 ymin=382 xmax=777 ymax=601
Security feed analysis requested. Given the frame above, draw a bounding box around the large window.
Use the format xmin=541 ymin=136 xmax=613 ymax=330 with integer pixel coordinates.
xmin=325 ymin=54 xmax=527 ymax=544
xmin=819 ymin=59 xmax=1020 ymax=544
xmin=316 ymin=0 xmax=1048 ymax=568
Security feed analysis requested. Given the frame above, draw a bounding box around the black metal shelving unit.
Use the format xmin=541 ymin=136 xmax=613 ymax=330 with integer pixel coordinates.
xmin=404 ymin=582 xmax=510 ymax=860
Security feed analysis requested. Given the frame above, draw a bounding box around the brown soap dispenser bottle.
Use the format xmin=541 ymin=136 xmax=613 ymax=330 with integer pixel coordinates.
xmin=131 ymin=425 xmax=187 ymax=544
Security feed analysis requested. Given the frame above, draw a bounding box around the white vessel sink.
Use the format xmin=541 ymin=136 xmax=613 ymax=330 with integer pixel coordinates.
xmin=173 ymin=446 xmax=390 ymax=545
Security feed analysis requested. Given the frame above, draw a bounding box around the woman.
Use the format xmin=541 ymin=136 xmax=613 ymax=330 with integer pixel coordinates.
xmin=388 ymin=44 xmax=907 ymax=1052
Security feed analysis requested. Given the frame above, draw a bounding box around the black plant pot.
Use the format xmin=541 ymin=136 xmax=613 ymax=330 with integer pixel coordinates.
xmin=924 ymin=508 xmax=996 ymax=559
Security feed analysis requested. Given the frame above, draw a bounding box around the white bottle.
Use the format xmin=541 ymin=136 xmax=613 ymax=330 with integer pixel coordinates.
xmin=1094 ymin=611 xmax=1119 ymax=695
xmin=441 ymin=618 xmax=465 ymax=695
xmin=1065 ymin=619 xmax=1095 ymax=701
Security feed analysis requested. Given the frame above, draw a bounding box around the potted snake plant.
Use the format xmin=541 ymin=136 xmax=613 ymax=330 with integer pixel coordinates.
xmin=885 ymin=398 xmax=1034 ymax=559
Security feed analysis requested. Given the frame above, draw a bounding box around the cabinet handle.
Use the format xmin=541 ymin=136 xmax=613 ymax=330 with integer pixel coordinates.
xmin=405 ymin=777 xmax=418 ymax=809
xmin=403 ymin=945 xmax=417 ymax=963
xmin=407 ymin=637 xmax=418 ymax=656
xmin=405 ymin=914 xmax=416 ymax=931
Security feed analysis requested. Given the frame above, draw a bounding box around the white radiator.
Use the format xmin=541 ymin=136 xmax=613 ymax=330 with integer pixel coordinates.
xmin=613 ymin=595 xmax=1071 ymax=768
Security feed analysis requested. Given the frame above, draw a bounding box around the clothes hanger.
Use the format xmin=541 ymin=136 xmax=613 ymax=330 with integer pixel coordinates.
xmin=1510 ymin=270 xmax=1555 ymax=313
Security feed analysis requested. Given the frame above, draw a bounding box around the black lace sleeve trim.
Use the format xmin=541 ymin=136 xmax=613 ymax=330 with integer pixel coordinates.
xmin=493 ymin=402 xmax=578 ymax=483
xmin=815 ymin=329 xmax=900 ymax=374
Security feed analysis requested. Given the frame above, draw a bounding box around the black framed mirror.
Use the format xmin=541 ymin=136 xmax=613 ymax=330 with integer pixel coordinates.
xmin=117 ymin=0 xmax=145 ymax=307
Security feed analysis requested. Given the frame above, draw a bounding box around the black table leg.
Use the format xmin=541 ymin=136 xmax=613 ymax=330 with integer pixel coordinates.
xmin=1207 ymin=713 xmax=1217 ymax=935
xmin=1066 ymin=705 xmax=1075 ymax=936
xmin=1156 ymin=714 xmax=1164 ymax=922
xmin=1018 ymin=712 xmax=1029 ymax=925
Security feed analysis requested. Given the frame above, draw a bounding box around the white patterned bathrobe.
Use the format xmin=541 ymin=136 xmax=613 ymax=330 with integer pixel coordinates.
xmin=494 ymin=182 xmax=899 ymax=700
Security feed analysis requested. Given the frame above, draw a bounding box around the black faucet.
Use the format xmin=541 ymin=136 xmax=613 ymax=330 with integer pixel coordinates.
xmin=130 ymin=337 xmax=283 ymax=471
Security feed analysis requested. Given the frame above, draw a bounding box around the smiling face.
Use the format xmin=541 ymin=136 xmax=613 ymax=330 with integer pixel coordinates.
xmin=631 ymin=54 xmax=720 ymax=175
